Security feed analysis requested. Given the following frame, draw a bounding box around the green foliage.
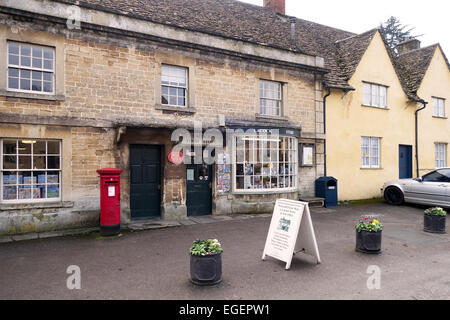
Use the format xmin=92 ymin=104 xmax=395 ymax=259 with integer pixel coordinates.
xmin=355 ymin=216 xmax=384 ymax=233
xmin=424 ymin=207 xmax=447 ymax=217
xmin=380 ymin=16 xmax=419 ymax=54
xmin=190 ymin=239 xmax=223 ymax=256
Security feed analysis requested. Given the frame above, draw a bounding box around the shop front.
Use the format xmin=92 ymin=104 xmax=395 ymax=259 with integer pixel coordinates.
xmin=214 ymin=127 xmax=302 ymax=215
xmin=118 ymin=125 xmax=314 ymax=221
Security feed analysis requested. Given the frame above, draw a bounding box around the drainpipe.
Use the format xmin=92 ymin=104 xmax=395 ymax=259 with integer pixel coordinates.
xmin=323 ymin=87 xmax=332 ymax=177
xmin=414 ymin=99 xmax=428 ymax=178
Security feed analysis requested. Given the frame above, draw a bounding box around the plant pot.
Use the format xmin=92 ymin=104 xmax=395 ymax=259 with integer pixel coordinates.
xmin=424 ymin=214 xmax=446 ymax=234
xmin=190 ymin=252 xmax=222 ymax=286
xmin=356 ymin=230 xmax=382 ymax=254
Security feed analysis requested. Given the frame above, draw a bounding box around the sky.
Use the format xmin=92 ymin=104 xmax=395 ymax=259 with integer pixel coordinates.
xmin=238 ymin=0 xmax=450 ymax=55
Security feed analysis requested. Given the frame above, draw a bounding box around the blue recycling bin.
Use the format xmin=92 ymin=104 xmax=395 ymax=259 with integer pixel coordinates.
xmin=315 ymin=177 xmax=338 ymax=208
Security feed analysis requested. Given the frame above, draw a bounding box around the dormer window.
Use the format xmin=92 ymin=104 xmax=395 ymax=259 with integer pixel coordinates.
xmin=433 ymin=97 xmax=445 ymax=118
xmin=363 ymin=82 xmax=387 ymax=109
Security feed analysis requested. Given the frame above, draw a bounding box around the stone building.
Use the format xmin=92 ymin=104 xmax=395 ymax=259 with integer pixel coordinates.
xmin=0 ymin=0 xmax=330 ymax=236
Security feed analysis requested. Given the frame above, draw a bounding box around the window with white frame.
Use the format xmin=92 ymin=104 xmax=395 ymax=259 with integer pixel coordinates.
xmin=361 ymin=137 xmax=381 ymax=168
xmin=435 ymin=143 xmax=447 ymax=168
xmin=433 ymin=97 xmax=445 ymax=118
xmin=363 ymin=82 xmax=387 ymax=108
xmin=1 ymin=139 xmax=61 ymax=202
xmin=7 ymin=42 xmax=55 ymax=94
xmin=234 ymin=135 xmax=298 ymax=192
xmin=260 ymin=80 xmax=283 ymax=116
xmin=161 ymin=64 xmax=188 ymax=107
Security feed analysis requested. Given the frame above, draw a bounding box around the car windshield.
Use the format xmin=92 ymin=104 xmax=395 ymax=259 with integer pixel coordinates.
xmin=423 ymin=169 xmax=450 ymax=182
xmin=441 ymin=169 xmax=450 ymax=179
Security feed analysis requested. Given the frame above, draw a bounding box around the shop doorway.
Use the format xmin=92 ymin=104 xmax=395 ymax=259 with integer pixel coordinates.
xmin=129 ymin=144 xmax=161 ymax=219
xmin=186 ymin=164 xmax=212 ymax=216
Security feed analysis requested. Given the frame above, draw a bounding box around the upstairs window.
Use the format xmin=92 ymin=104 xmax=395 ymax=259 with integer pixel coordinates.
xmin=260 ymin=80 xmax=282 ymax=116
xmin=433 ymin=97 xmax=445 ymax=118
xmin=363 ymin=82 xmax=387 ymax=108
xmin=161 ymin=65 xmax=188 ymax=107
xmin=7 ymin=42 xmax=55 ymax=94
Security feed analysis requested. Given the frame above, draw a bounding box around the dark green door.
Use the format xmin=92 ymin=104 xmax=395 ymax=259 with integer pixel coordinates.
xmin=186 ymin=164 xmax=212 ymax=216
xmin=130 ymin=145 xmax=161 ymax=220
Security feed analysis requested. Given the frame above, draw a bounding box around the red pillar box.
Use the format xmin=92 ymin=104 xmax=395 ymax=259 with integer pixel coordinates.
xmin=97 ymin=168 xmax=123 ymax=236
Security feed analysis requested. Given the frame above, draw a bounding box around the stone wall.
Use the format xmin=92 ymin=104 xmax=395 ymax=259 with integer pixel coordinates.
xmin=0 ymin=17 xmax=324 ymax=235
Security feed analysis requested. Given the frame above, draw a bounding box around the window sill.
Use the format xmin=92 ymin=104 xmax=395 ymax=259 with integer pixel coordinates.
xmin=0 ymin=90 xmax=65 ymax=102
xmin=360 ymin=167 xmax=384 ymax=170
xmin=0 ymin=201 xmax=74 ymax=211
xmin=155 ymin=104 xmax=196 ymax=114
xmin=432 ymin=116 xmax=448 ymax=119
xmin=233 ymin=188 xmax=299 ymax=195
xmin=255 ymin=114 xmax=289 ymax=122
xmin=361 ymin=105 xmax=389 ymax=110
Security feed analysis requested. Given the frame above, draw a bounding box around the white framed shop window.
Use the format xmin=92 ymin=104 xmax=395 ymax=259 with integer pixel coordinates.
xmin=1 ymin=139 xmax=61 ymax=203
xmin=232 ymin=134 xmax=298 ymax=193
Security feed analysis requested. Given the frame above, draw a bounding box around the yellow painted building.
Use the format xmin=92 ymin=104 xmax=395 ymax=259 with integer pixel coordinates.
xmin=323 ymin=30 xmax=450 ymax=200
xmin=414 ymin=46 xmax=450 ymax=175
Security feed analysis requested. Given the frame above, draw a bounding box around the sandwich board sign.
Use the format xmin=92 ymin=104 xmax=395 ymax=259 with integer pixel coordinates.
xmin=262 ymin=199 xmax=321 ymax=270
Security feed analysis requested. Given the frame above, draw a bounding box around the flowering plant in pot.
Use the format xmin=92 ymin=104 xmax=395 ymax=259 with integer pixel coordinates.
xmin=189 ymin=239 xmax=223 ymax=286
xmin=424 ymin=207 xmax=447 ymax=234
xmin=355 ymin=216 xmax=383 ymax=254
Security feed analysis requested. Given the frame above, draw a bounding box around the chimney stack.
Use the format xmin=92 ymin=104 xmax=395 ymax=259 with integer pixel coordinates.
xmin=397 ymin=38 xmax=421 ymax=55
xmin=264 ymin=0 xmax=285 ymax=15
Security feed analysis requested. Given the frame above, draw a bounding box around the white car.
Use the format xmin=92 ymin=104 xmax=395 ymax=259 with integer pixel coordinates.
xmin=381 ymin=168 xmax=450 ymax=208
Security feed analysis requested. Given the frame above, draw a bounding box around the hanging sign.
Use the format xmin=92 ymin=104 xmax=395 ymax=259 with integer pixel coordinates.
xmin=168 ymin=151 xmax=183 ymax=165
xmin=262 ymin=199 xmax=321 ymax=270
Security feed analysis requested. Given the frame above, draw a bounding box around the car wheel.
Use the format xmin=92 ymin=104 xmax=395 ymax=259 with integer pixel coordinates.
xmin=384 ymin=187 xmax=404 ymax=205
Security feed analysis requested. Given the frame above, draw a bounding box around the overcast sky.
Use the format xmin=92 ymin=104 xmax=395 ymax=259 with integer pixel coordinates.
xmin=239 ymin=0 xmax=449 ymax=55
